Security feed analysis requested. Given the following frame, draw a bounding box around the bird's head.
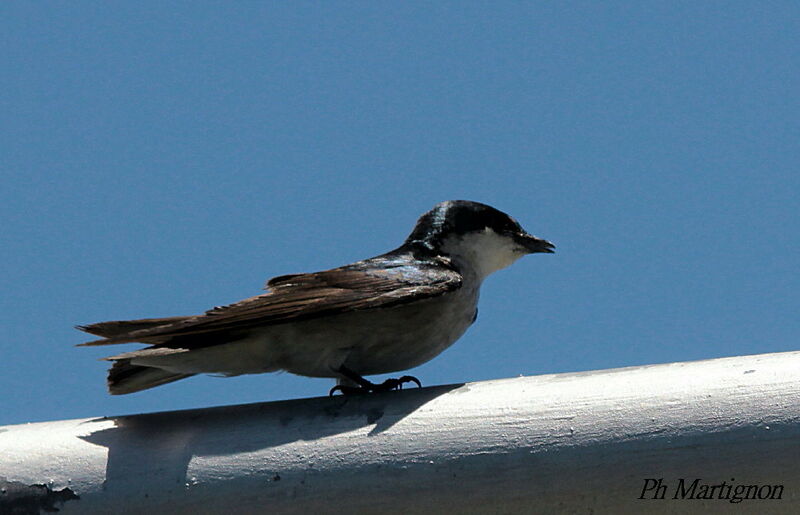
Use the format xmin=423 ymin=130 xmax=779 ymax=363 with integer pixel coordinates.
xmin=405 ymin=200 xmax=554 ymax=280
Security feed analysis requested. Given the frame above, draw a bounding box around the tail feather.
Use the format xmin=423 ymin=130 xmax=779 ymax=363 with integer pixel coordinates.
xmin=77 ymin=317 xmax=190 ymax=338
xmin=108 ymin=359 xmax=194 ymax=395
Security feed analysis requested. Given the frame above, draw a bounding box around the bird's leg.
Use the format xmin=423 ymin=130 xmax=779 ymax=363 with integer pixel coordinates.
xmin=329 ymin=365 xmax=422 ymax=396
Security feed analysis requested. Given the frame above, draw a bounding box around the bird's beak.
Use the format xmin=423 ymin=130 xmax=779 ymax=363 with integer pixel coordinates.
xmin=515 ymin=233 xmax=555 ymax=254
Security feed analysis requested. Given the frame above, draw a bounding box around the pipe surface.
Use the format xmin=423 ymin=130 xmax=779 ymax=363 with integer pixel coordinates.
xmin=2 ymin=351 xmax=799 ymax=514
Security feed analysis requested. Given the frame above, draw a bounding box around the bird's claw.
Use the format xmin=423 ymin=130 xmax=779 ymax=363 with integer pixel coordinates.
xmin=329 ymin=384 xmax=364 ymax=396
xmin=383 ymin=375 xmax=422 ymax=390
xmin=329 ymin=375 xmax=422 ymax=396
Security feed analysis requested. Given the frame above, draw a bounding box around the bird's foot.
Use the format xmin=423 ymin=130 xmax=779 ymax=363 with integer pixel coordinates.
xmin=329 ymin=375 xmax=422 ymax=396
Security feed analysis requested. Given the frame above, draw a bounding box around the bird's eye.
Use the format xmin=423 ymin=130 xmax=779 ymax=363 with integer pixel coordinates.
xmin=503 ymin=221 xmax=521 ymax=234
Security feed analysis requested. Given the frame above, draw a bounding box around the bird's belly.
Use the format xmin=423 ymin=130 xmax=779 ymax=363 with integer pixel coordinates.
xmin=277 ymin=289 xmax=479 ymax=377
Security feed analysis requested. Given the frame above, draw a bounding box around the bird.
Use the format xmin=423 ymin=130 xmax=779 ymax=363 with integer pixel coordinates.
xmin=77 ymin=200 xmax=554 ymax=396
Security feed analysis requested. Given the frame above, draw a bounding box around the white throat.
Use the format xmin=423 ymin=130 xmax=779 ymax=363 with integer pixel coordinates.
xmin=441 ymin=228 xmax=525 ymax=282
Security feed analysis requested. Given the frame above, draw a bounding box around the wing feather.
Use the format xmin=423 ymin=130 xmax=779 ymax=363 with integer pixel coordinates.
xmin=78 ymin=258 xmax=461 ymax=347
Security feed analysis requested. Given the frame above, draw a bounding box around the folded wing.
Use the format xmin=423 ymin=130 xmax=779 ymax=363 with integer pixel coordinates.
xmin=78 ymin=258 xmax=461 ymax=348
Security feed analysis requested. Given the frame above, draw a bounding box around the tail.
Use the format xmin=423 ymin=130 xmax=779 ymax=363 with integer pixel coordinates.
xmin=108 ymin=359 xmax=194 ymax=395
xmin=76 ymin=316 xmax=190 ymax=345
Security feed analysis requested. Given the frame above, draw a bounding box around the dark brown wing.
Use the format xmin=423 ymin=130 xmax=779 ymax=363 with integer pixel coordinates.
xmin=78 ymin=258 xmax=461 ymax=347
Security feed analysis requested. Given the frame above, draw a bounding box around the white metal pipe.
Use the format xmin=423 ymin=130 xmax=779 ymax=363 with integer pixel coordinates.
xmin=2 ymin=351 xmax=799 ymax=514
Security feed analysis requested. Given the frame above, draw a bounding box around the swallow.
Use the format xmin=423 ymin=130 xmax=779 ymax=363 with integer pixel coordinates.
xmin=78 ymin=200 xmax=554 ymax=396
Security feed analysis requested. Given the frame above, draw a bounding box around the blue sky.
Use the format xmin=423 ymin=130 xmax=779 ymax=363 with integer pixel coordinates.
xmin=2 ymin=2 xmax=798 ymax=425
